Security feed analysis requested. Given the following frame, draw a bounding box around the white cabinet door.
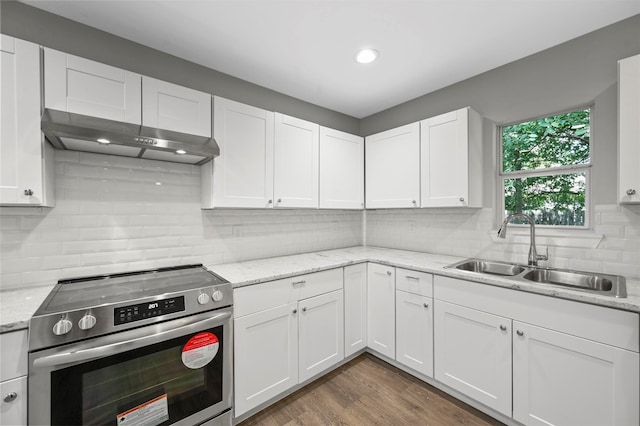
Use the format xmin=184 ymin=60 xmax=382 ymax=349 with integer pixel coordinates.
xmin=44 ymin=48 xmax=141 ymax=124
xmin=0 ymin=376 xmax=27 ymax=426
xmin=298 ymin=290 xmax=344 ymax=383
xmin=343 ymin=264 xmax=367 ymax=357
xmin=1 ymin=36 xmax=53 ymax=206
xmin=274 ymin=113 xmax=319 ymax=208
xmin=365 ymin=122 xmax=420 ymax=208
xmin=142 ymin=77 xmax=211 ymax=137
xmin=234 ymin=302 xmax=298 ymax=417
xmin=203 ymin=97 xmax=274 ymax=208
xmin=513 ymin=321 xmax=639 ymax=426
xmin=367 ymin=263 xmax=395 ymax=359
xmin=420 ymin=107 xmax=482 ymax=207
xmin=434 ymin=300 xmax=512 ymax=417
xmin=618 ymin=54 xmax=640 ymax=203
xmin=319 ymin=127 xmax=364 ymax=209
xmin=396 ymin=291 xmax=433 ymax=378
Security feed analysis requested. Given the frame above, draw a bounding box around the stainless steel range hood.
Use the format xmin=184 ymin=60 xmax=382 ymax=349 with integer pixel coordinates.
xmin=41 ymin=109 xmax=220 ymax=165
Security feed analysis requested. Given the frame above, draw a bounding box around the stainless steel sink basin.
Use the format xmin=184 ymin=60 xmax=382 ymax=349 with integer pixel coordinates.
xmin=448 ymin=258 xmax=527 ymax=276
xmin=521 ymin=269 xmax=627 ymax=298
xmin=445 ymin=258 xmax=627 ymax=298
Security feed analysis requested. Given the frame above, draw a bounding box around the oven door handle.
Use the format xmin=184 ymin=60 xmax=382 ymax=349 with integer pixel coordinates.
xmin=32 ymin=311 xmax=232 ymax=368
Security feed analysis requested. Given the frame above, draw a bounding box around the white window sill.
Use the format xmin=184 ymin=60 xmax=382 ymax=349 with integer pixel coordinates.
xmin=488 ymin=228 xmax=603 ymax=249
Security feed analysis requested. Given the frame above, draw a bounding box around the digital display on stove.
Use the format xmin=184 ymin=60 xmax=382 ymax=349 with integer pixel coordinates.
xmin=114 ymin=296 xmax=185 ymax=325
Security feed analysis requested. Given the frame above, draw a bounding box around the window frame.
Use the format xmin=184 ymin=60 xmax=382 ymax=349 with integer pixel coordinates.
xmin=497 ymin=105 xmax=593 ymax=230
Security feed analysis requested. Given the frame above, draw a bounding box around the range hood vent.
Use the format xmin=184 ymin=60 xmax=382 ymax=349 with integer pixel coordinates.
xmin=41 ymin=109 xmax=220 ymax=165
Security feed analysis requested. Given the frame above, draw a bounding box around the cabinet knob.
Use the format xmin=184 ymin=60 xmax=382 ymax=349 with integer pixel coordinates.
xmin=302 ymin=307 xmax=307 ymax=312
xmin=386 ymin=271 xmax=392 ymax=276
xmin=3 ymin=392 xmax=17 ymax=403
xmin=412 ymin=200 xmax=417 ymax=206
xmin=292 ymin=309 xmax=297 ymax=314
xmin=627 ymin=189 xmax=637 ymax=196
xmin=459 ymin=197 xmax=465 ymax=202
xmin=268 ymin=199 xmax=273 ymax=204
xmin=277 ymin=198 xmax=282 ymax=203
xmin=516 ymin=330 xmax=524 ymax=337
xmin=24 ymin=189 xmax=34 ymax=196
xmin=423 ymin=303 xmax=429 ymax=309
xmin=291 ymin=280 xmax=306 ymax=286
xmin=499 ymin=325 xmax=507 ymax=331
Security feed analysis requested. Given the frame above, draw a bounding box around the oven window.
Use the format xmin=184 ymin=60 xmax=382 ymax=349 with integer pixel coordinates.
xmin=50 ymin=325 xmax=224 ymax=426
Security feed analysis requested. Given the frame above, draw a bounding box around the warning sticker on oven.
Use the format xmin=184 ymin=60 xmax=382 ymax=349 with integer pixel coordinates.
xmin=116 ymin=394 xmax=169 ymax=426
xmin=181 ymin=332 xmax=219 ymax=369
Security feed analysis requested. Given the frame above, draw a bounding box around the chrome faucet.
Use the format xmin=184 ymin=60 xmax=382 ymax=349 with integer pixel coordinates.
xmin=497 ymin=213 xmax=548 ymax=266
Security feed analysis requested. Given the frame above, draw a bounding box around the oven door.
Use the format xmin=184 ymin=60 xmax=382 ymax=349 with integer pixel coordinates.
xmin=29 ymin=308 xmax=232 ymax=426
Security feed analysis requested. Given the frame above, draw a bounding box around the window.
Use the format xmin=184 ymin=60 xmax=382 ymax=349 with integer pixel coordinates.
xmin=499 ymin=108 xmax=591 ymax=228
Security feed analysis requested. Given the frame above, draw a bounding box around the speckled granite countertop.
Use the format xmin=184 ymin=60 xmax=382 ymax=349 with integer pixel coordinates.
xmin=2 ymin=246 xmax=639 ymax=333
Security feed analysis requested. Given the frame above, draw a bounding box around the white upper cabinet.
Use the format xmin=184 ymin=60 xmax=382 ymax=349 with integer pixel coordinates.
xmin=420 ymin=107 xmax=483 ymax=207
xmin=203 ymin=96 xmax=274 ymax=208
xmin=274 ymin=113 xmax=319 ymax=208
xmin=618 ymin=54 xmax=640 ymax=203
xmin=365 ymin=122 xmax=420 ymax=208
xmin=44 ymin=48 xmax=142 ymax=124
xmin=319 ymin=127 xmax=364 ymax=209
xmin=142 ymin=76 xmax=211 ymax=137
xmin=1 ymin=35 xmax=54 ymax=206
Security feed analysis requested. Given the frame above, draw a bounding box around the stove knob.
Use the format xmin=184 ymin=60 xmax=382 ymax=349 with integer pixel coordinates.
xmin=212 ymin=290 xmax=224 ymax=302
xmin=197 ymin=293 xmax=210 ymax=305
xmin=53 ymin=317 xmax=73 ymax=336
xmin=78 ymin=313 xmax=97 ymax=330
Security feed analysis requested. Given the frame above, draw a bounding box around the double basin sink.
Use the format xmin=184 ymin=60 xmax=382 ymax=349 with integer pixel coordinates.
xmin=446 ymin=258 xmax=627 ymax=298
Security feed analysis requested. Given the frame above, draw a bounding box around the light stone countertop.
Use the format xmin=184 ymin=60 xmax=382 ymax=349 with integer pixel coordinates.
xmin=2 ymin=246 xmax=639 ymax=333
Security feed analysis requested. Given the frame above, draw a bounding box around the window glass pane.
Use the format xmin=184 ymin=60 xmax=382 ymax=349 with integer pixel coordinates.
xmin=502 ymin=109 xmax=590 ymax=173
xmin=504 ymin=173 xmax=586 ymax=226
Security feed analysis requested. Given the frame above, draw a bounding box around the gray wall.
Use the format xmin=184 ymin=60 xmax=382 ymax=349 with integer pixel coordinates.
xmin=0 ymin=1 xmax=360 ymax=134
xmin=360 ymin=15 xmax=640 ymax=205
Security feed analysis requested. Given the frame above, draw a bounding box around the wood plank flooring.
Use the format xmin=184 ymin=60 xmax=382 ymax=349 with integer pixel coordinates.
xmin=238 ymin=354 xmax=504 ymax=426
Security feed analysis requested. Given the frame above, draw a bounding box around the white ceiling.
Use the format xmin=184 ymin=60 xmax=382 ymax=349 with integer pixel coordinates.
xmin=21 ymin=0 xmax=640 ymax=118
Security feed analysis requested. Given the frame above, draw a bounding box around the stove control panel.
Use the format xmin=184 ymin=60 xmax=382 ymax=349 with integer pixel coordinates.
xmin=114 ymin=296 xmax=185 ymax=325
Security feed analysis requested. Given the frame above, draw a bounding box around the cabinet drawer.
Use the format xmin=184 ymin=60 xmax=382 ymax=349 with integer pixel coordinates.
xmin=234 ymin=268 xmax=343 ymax=318
xmin=0 ymin=330 xmax=28 ymax=381
xmin=396 ymin=268 xmax=433 ymax=296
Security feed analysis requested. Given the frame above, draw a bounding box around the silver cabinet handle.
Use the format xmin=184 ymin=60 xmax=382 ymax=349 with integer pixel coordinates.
xmin=291 ymin=280 xmax=306 ymax=286
xmin=499 ymin=325 xmax=507 ymax=331
xmin=459 ymin=197 xmax=465 ymax=202
xmin=3 ymin=392 xmax=17 ymax=403
xmin=516 ymin=330 xmax=524 ymax=336
xmin=627 ymin=189 xmax=637 ymax=196
xmin=386 ymin=271 xmax=392 ymax=276
xmin=423 ymin=303 xmax=429 ymax=309
xmin=277 ymin=198 xmax=282 ymax=203
xmin=405 ymin=275 xmax=420 ymax=281
xmin=411 ymin=200 xmax=417 ymax=206
xmin=24 ymin=189 xmax=33 ymax=196
xmin=302 ymin=307 xmax=307 ymax=312
xmin=292 ymin=309 xmax=297 ymax=314
xmin=268 ymin=199 xmax=273 ymax=204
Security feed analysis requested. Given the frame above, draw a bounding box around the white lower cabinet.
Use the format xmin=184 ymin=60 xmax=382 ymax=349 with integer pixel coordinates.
xmin=298 ymin=290 xmax=344 ymax=383
xmin=344 ymin=263 xmax=367 ymax=357
xmin=0 ymin=330 xmax=28 ymax=426
xmin=233 ymin=269 xmax=344 ymax=418
xmin=512 ymin=321 xmax=639 ymax=426
xmin=234 ymin=302 xmax=298 ymax=417
xmin=434 ymin=300 xmax=512 ymax=416
xmin=434 ymin=275 xmax=639 ymax=425
xmin=367 ymin=263 xmax=395 ymax=358
xmin=396 ymin=291 xmax=433 ymax=377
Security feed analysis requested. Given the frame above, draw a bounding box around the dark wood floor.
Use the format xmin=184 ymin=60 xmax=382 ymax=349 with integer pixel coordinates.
xmin=238 ymin=354 xmax=504 ymax=426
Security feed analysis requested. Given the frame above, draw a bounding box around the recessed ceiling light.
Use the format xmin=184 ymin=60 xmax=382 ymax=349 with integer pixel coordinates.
xmin=355 ymin=48 xmax=379 ymax=64
xmin=97 ymin=138 xmax=110 ymax=145
xmin=175 ymin=149 xmax=187 ymax=155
